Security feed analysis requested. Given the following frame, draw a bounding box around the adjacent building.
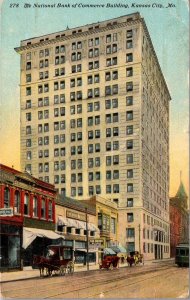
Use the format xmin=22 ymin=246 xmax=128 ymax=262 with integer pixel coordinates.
xmin=15 ymin=12 xmax=171 ymax=259
xmin=170 ymin=180 xmax=189 ymax=257
xmin=0 ymin=164 xmax=57 ymax=271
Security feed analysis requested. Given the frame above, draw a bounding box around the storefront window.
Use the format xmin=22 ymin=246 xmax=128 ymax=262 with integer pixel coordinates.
xmin=4 ymin=187 xmax=10 ymax=208
xmin=14 ymin=191 xmax=20 ymax=214
xmin=0 ymin=225 xmax=21 ymax=270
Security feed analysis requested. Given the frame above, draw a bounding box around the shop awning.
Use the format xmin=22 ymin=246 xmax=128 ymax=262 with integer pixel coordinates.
xmin=57 ymin=216 xmax=68 ymax=226
xmin=103 ymin=248 xmax=116 ymax=255
xmin=23 ymin=227 xmax=64 ymax=249
xmin=76 ymin=249 xmax=98 ymax=253
xmin=57 ymin=216 xmax=99 ymax=232
xmin=88 ymin=223 xmax=99 ymax=232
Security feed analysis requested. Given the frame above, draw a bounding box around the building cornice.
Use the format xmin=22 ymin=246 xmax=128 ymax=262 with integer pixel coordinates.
xmin=14 ymin=18 xmax=140 ymax=53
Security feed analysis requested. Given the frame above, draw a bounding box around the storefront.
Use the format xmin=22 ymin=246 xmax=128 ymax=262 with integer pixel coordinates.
xmin=0 ymin=217 xmax=23 ymax=271
xmin=55 ymin=195 xmax=99 ymax=264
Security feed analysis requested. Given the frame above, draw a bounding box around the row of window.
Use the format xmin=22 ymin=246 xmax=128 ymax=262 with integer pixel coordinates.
xmin=25 ymin=82 xmax=134 ymax=97
xmin=3 ymin=188 xmax=53 ymax=219
xmin=25 ymin=96 xmax=134 ymax=111
xmin=26 ymin=30 xmax=133 ymax=60
xmin=27 ymin=66 xmax=133 ymax=87
xmin=26 ymin=153 xmax=135 ymax=175
xmin=25 ymin=51 xmax=133 ymax=72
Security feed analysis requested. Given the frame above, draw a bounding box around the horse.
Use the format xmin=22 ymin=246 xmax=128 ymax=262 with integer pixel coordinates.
xmin=33 ymin=255 xmax=47 ymax=277
xmin=126 ymin=255 xmax=135 ymax=267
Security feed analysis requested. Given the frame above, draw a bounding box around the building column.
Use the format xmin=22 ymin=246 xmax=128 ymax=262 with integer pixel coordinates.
xmin=10 ymin=186 xmax=15 ymax=208
xmin=21 ymin=190 xmax=25 ymax=216
xmin=30 ymin=194 xmax=33 ymax=218
xmin=0 ymin=184 xmax=5 ymax=208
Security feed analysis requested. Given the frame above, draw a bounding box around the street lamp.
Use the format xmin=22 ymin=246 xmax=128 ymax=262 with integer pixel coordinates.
xmin=85 ymin=207 xmax=89 ymax=271
xmin=138 ymin=224 xmax=141 ymax=254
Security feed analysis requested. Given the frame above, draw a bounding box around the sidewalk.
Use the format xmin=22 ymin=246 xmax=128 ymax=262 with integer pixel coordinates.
xmin=0 ymin=262 xmax=127 ymax=283
xmin=0 ymin=258 xmax=174 ymax=283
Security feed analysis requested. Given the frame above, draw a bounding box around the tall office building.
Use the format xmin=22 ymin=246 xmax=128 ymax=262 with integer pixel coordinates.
xmin=15 ymin=12 xmax=171 ymax=259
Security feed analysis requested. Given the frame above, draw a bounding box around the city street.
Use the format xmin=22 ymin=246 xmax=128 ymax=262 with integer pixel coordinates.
xmin=1 ymin=262 xmax=189 ymax=298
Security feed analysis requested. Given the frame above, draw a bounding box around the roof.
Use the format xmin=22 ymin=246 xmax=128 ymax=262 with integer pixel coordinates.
xmin=56 ymin=195 xmax=96 ymax=215
xmin=175 ymin=182 xmax=188 ymax=199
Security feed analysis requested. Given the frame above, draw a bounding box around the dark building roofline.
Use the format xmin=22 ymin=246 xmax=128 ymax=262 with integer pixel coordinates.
xmin=56 ymin=194 xmax=96 ymax=215
xmin=0 ymin=163 xmax=56 ymax=193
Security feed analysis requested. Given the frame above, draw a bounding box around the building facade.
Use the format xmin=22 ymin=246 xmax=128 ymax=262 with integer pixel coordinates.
xmin=170 ymin=181 xmax=189 ymax=257
xmin=0 ymin=164 xmax=57 ymax=271
xmin=55 ymin=195 xmax=99 ymax=264
xmin=15 ymin=12 xmax=170 ymax=259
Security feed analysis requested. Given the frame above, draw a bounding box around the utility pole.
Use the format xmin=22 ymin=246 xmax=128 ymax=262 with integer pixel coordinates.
xmin=138 ymin=224 xmax=141 ymax=254
xmin=85 ymin=207 xmax=89 ymax=271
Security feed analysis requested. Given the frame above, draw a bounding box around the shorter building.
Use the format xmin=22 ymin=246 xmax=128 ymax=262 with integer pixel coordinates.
xmin=0 ymin=164 xmax=58 ymax=271
xmin=80 ymin=195 xmax=119 ymax=261
xmin=170 ymin=181 xmax=189 ymax=257
xmin=55 ymin=195 xmax=99 ymax=264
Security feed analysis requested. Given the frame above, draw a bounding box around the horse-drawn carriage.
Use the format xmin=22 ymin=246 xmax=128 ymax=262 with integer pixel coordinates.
xmin=127 ymin=251 xmax=144 ymax=267
xmin=99 ymin=255 xmax=120 ymax=270
xmin=33 ymin=245 xmax=74 ymax=277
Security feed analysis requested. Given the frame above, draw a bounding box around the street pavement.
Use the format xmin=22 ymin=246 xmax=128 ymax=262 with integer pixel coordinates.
xmin=0 ymin=258 xmax=174 ymax=283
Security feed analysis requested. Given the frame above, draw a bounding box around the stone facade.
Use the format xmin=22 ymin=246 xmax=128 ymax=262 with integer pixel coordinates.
xmin=15 ymin=13 xmax=170 ymax=259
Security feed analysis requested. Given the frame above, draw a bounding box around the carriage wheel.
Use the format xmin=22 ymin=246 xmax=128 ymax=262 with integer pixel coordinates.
xmin=67 ymin=261 xmax=74 ymax=274
xmin=109 ymin=263 xmax=114 ymax=270
xmin=60 ymin=265 xmax=66 ymax=276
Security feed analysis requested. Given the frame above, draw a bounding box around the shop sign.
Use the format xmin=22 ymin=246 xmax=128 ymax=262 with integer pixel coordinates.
xmin=66 ymin=210 xmax=87 ymax=221
xmin=89 ymin=239 xmax=104 ymax=244
xmin=0 ymin=208 xmax=13 ymax=216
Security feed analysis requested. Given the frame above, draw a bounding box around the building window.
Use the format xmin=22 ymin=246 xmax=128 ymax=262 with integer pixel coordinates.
xmin=48 ymin=201 xmax=53 ymax=220
xmin=126 ymin=140 xmax=133 ymax=149
xmin=127 ymin=228 xmax=135 ymax=237
xmin=127 ymin=198 xmax=133 ymax=207
xmin=4 ymin=187 xmax=10 ymax=208
xmin=126 ymin=67 xmax=133 ymax=77
xmin=33 ymin=196 xmax=38 ymax=217
xmin=106 ymin=185 xmax=111 ymax=194
xmin=126 ymin=125 xmax=133 ymax=135
xmin=111 ymin=218 xmax=116 ymax=234
xmin=41 ymin=198 xmax=46 ymax=219
xmin=14 ymin=191 xmax=20 ymax=214
xmin=24 ymin=194 xmax=29 ymax=215
xmin=126 ymin=82 xmax=133 ymax=92
xmin=126 ymin=96 xmax=133 ymax=106
xmin=127 ymin=30 xmax=133 ymax=38
xmin=127 ymin=169 xmax=133 ymax=178
xmin=113 ymin=184 xmax=119 ymax=193
xmin=127 ymin=154 xmax=133 ymax=164
xmin=126 ymin=111 xmax=133 ymax=121
xmin=127 ymin=183 xmax=133 ymax=192
xmin=89 ymin=186 xmax=94 ymax=196
xmin=126 ymin=39 xmax=133 ymax=48
xmin=127 ymin=213 xmax=134 ymax=222
xmin=126 ymin=53 xmax=133 ymax=62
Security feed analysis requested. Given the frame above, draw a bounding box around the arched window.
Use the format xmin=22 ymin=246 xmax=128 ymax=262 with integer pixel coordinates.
xmin=41 ymin=198 xmax=46 ymax=219
xmin=48 ymin=201 xmax=53 ymax=220
xmin=24 ymin=194 xmax=29 ymax=215
xmin=4 ymin=187 xmax=10 ymax=208
xmin=14 ymin=191 xmax=20 ymax=214
xmin=33 ymin=196 xmax=38 ymax=217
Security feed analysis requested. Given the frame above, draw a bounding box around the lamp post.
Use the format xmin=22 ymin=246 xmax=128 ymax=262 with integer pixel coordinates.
xmin=138 ymin=224 xmax=141 ymax=254
xmin=85 ymin=207 xmax=89 ymax=271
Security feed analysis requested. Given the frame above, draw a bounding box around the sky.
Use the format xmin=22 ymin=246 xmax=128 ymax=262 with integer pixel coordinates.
xmin=0 ymin=0 xmax=189 ymax=198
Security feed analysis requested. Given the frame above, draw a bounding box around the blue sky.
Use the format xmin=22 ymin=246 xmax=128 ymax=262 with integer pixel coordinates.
xmin=0 ymin=0 xmax=189 ymax=196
